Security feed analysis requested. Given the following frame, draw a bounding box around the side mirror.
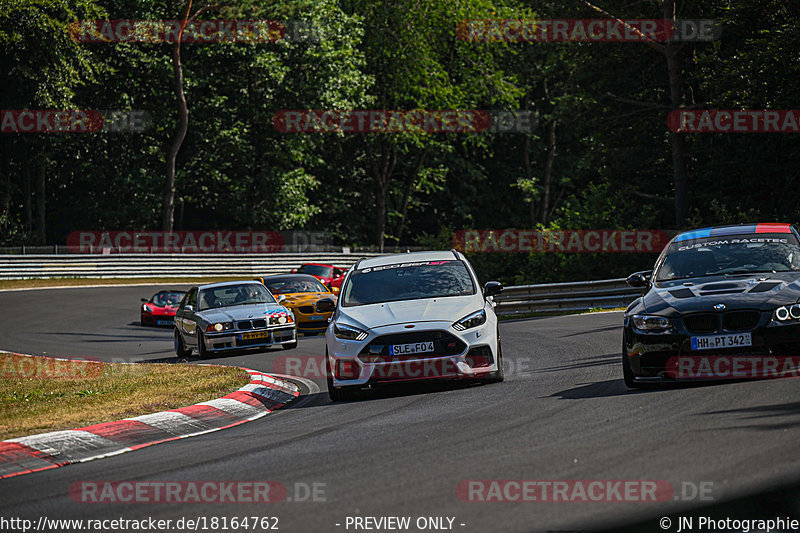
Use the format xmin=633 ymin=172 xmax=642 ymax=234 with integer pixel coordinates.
xmin=277 ymin=295 xmax=287 ymax=303
xmin=331 ymin=286 xmax=340 ymax=295
xmin=483 ymin=281 xmax=503 ymax=298
xmin=626 ymin=271 xmax=652 ymax=288
xmin=184 ymin=304 xmax=193 ymax=311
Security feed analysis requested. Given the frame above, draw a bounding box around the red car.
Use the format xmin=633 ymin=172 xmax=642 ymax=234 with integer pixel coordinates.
xmin=141 ymin=290 xmax=187 ymax=327
xmin=292 ymin=263 xmax=347 ymax=290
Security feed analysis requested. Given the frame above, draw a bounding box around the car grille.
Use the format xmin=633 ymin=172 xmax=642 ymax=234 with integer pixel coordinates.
xmin=359 ymin=330 xmax=466 ymax=362
xmin=683 ymin=310 xmax=761 ymax=333
xmin=683 ymin=313 xmax=718 ymax=333
xmin=722 ymin=310 xmax=760 ymax=331
xmin=297 ymin=305 xmax=315 ymax=314
xmin=236 ymin=319 xmax=267 ymax=330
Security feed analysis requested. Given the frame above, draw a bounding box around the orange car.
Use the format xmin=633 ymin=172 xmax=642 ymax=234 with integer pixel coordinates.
xmin=255 ymin=274 xmax=337 ymax=335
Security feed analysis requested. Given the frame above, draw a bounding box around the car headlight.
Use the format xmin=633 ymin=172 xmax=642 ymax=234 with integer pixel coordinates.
xmin=453 ymin=309 xmax=486 ymax=331
xmin=333 ymin=322 xmax=368 ymax=341
xmin=206 ymin=323 xmax=224 ymax=332
xmin=632 ymin=315 xmax=672 ymax=332
xmin=773 ymin=305 xmax=800 ymax=321
xmin=142 ymin=304 xmax=152 ymax=313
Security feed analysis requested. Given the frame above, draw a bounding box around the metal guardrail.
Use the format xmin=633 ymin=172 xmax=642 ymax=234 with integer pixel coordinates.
xmin=494 ymin=278 xmax=640 ymax=315
xmin=0 ymin=253 xmax=380 ymax=279
xmin=0 ymin=245 xmax=427 ymax=255
xmin=0 ymin=254 xmax=640 ymax=314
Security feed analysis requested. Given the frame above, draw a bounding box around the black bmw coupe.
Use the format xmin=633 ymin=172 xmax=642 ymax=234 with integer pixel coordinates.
xmin=623 ymin=223 xmax=800 ymax=388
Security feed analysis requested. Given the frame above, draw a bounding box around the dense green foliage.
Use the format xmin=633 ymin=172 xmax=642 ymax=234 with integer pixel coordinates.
xmin=1 ymin=0 xmax=798 ymax=282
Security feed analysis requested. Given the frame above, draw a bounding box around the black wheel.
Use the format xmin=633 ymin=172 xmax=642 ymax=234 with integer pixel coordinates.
xmin=282 ymin=340 xmax=298 ymax=350
xmin=174 ymin=328 xmax=191 ymax=357
xmin=196 ymin=328 xmax=209 ymax=358
xmin=483 ymin=327 xmax=505 ymax=383
xmin=622 ymin=334 xmax=641 ymax=389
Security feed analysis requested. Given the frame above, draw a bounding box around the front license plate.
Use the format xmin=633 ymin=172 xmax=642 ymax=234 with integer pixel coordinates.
xmin=309 ymin=315 xmax=325 ymax=321
xmin=157 ymin=320 xmax=172 ymax=325
xmin=389 ymin=341 xmax=435 ymax=356
xmin=691 ymin=333 xmax=752 ymax=350
xmin=240 ymin=331 xmax=270 ymax=341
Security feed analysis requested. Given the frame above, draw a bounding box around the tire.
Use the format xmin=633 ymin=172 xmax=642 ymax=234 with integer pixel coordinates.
xmin=482 ymin=327 xmax=505 ymax=383
xmin=282 ymin=340 xmax=298 ymax=350
xmin=174 ymin=329 xmax=191 ymax=357
xmin=622 ymin=334 xmax=641 ymax=389
xmin=196 ymin=328 xmax=209 ymax=358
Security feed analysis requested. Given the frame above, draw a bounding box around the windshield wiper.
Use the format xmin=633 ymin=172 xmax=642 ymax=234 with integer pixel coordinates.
xmin=658 ymin=269 xmax=785 ymax=282
xmin=721 ymin=269 xmax=779 ymax=276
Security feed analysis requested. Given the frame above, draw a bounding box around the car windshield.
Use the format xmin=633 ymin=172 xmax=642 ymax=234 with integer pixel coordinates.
xmin=341 ymin=260 xmax=475 ymax=307
xmin=152 ymin=291 xmax=186 ymax=306
xmin=656 ymin=233 xmax=800 ymax=281
xmin=198 ymin=284 xmax=275 ymax=310
xmin=265 ymin=277 xmax=328 ymax=294
xmin=297 ymin=264 xmax=333 ymax=278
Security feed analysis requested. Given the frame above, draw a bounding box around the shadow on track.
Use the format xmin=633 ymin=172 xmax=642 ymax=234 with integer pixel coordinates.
xmin=529 ymin=353 xmax=619 ymax=374
xmin=292 ymin=380 xmax=496 ymax=407
xmin=699 ymin=400 xmax=800 ymax=431
xmin=548 ymin=378 xmax=723 ymax=399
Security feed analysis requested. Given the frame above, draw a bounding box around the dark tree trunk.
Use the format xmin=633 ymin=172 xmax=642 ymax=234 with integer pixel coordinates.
xmin=395 ymin=150 xmax=427 ymax=244
xmin=541 ymin=120 xmax=557 ymax=224
xmin=23 ymin=166 xmax=31 ymax=233
xmin=582 ymin=0 xmax=689 ymax=228
xmin=523 ymin=132 xmax=536 ymax=224
xmin=367 ymin=140 xmax=396 ymax=252
xmin=664 ymin=0 xmax=689 ymax=227
xmin=36 ymin=163 xmax=45 ymax=243
xmin=162 ymin=40 xmax=189 ymax=232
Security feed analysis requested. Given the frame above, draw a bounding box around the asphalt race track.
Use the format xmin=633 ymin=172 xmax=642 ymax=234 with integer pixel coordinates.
xmin=1 ymin=285 xmax=799 ymax=532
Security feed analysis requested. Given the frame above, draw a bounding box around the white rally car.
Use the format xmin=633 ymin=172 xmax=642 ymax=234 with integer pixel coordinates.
xmin=325 ymin=250 xmax=504 ymax=401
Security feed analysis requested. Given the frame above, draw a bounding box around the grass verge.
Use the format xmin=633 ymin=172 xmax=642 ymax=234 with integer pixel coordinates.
xmin=0 ymin=353 xmax=251 ymax=440
xmin=0 ymin=277 xmax=247 ymax=290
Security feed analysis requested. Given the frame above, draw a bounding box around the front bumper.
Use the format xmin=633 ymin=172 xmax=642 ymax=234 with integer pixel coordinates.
xmin=141 ymin=313 xmax=175 ymax=326
xmin=326 ymin=320 xmax=498 ymax=388
xmin=624 ymin=312 xmax=800 ymax=381
xmin=202 ymin=326 xmax=296 ymax=352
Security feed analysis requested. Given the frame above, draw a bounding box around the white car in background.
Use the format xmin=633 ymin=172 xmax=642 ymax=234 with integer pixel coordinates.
xmin=325 ymin=250 xmax=504 ymax=401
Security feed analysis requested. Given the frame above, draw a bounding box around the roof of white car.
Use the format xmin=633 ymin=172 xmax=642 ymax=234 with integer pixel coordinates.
xmin=357 ymin=250 xmax=459 ymax=269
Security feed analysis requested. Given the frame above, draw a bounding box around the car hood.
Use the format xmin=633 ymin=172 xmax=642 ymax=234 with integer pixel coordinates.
xmin=281 ymin=292 xmax=335 ymax=305
xmin=637 ymin=271 xmax=800 ymax=316
xmin=337 ymin=295 xmax=481 ymax=330
xmin=197 ymin=303 xmax=291 ymax=322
